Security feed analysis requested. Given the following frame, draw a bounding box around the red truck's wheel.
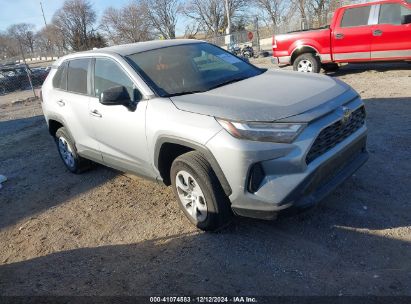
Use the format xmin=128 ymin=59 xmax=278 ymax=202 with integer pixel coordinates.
xmin=293 ymin=54 xmax=321 ymax=73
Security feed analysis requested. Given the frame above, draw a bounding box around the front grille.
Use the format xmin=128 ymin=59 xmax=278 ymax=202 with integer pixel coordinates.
xmin=306 ymin=106 xmax=366 ymax=164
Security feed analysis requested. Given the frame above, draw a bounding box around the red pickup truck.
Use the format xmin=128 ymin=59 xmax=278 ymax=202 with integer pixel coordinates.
xmin=272 ymin=0 xmax=411 ymax=73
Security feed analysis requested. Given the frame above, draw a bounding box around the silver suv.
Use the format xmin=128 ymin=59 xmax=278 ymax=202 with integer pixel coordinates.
xmin=41 ymin=40 xmax=368 ymax=231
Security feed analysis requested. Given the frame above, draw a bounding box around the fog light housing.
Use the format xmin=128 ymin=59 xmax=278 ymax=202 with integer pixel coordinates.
xmin=248 ymin=163 xmax=265 ymax=193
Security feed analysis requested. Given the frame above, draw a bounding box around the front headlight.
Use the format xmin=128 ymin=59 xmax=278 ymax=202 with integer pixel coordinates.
xmin=216 ymin=118 xmax=306 ymax=143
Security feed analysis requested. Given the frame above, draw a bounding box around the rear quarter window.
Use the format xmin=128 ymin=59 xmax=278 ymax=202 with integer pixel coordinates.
xmin=52 ymin=62 xmax=68 ymax=90
xmin=341 ymin=6 xmax=371 ymax=27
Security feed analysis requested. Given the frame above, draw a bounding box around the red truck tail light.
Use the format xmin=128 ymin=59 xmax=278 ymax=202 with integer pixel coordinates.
xmin=272 ymin=35 xmax=277 ymax=49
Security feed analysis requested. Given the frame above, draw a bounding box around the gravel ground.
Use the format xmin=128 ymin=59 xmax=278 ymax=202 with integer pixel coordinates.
xmin=0 ymin=60 xmax=410 ymax=296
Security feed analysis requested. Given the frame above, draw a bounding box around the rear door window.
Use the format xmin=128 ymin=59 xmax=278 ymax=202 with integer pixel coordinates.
xmin=67 ymin=59 xmax=90 ymax=95
xmin=341 ymin=6 xmax=372 ymax=27
xmin=379 ymin=4 xmax=411 ymax=25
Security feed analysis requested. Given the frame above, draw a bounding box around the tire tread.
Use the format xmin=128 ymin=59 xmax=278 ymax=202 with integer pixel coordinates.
xmin=55 ymin=127 xmax=91 ymax=174
xmin=171 ymin=151 xmax=232 ymax=231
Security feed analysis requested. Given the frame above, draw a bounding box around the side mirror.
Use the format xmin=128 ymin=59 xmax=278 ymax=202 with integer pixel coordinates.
xmin=100 ymin=86 xmax=141 ymax=110
xmin=401 ymin=14 xmax=411 ymax=25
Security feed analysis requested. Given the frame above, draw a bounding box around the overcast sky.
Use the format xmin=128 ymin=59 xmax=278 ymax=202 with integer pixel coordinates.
xmin=0 ymin=0 xmax=188 ymax=35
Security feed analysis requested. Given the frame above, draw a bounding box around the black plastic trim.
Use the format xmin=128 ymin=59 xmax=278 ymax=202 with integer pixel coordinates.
xmin=154 ymin=136 xmax=232 ymax=197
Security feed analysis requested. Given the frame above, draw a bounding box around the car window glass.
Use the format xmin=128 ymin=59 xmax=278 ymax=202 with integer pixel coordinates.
xmin=127 ymin=43 xmax=261 ymax=97
xmin=193 ymin=51 xmax=239 ymax=72
xmin=52 ymin=62 xmax=67 ymax=90
xmin=341 ymin=6 xmax=371 ymax=27
xmin=94 ymin=58 xmax=135 ymax=100
xmin=379 ymin=4 xmax=411 ymax=25
xmin=67 ymin=59 xmax=89 ymax=94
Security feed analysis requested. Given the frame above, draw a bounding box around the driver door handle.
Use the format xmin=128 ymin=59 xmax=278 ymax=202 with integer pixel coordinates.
xmin=90 ymin=109 xmax=102 ymax=118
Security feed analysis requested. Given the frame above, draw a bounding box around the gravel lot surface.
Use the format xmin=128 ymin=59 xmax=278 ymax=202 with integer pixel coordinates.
xmin=0 ymin=60 xmax=410 ymax=296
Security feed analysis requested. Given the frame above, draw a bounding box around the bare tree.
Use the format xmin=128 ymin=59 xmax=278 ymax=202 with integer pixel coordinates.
xmin=0 ymin=32 xmax=20 ymax=59
xmin=183 ymin=23 xmax=200 ymax=39
xmin=253 ymin=0 xmax=286 ymax=29
xmin=100 ymin=1 xmax=152 ymax=44
xmin=45 ymin=24 xmax=69 ymax=54
xmin=296 ymin=0 xmax=308 ymax=21
xmin=310 ymin=0 xmax=342 ymax=25
xmin=290 ymin=0 xmax=339 ymax=28
xmin=143 ymin=0 xmax=181 ymax=39
xmin=184 ymin=0 xmax=224 ymax=37
xmin=308 ymin=0 xmax=331 ymax=26
xmin=52 ymin=0 xmax=97 ymax=51
xmin=225 ymin=0 xmax=248 ymax=21
xmin=289 ymin=0 xmax=310 ymax=29
xmin=184 ymin=0 xmax=246 ymax=37
xmin=7 ymin=23 xmax=36 ymax=54
xmin=34 ymin=29 xmax=49 ymax=55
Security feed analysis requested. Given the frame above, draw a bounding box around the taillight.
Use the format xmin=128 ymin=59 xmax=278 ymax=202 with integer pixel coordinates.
xmin=272 ymin=35 xmax=277 ymax=49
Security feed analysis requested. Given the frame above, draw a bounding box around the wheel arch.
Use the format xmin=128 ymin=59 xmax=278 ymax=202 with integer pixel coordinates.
xmin=46 ymin=115 xmax=76 ymax=144
xmin=48 ymin=118 xmax=65 ymax=137
xmin=290 ymin=45 xmax=320 ymax=64
xmin=154 ymin=136 xmax=232 ymax=197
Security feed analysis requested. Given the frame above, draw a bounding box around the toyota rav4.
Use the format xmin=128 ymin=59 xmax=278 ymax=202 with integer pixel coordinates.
xmin=41 ymin=40 xmax=368 ymax=231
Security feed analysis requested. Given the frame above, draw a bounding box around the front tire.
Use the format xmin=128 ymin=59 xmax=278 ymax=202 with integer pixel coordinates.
xmin=293 ymin=53 xmax=321 ymax=73
xmin=170 ymin=151 xmax=232 ymax=231
xmin=55 ymin=127 xmax=91 ymax=174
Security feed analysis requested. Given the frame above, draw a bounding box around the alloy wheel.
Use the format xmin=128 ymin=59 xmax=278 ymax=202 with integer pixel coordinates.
xmin=58 ymin=137 xmax=75 ymax=169
xmin=298 ymin=59 xmax=313 ymax=72
xmin=175 ymin=170 xmax=208 ymax=223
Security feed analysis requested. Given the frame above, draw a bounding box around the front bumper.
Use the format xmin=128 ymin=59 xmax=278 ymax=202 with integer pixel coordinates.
xmin=232 ymin=136 xmax=368 ymax=219
xmin=206 ymin=97 xmax=368 ymax=220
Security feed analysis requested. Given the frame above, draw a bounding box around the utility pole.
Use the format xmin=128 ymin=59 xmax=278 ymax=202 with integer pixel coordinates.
xmin=254 ymin=16 xmax=260 ymax=53
xmin=40 ymin=1 xmax=51 ymax=55
xmin=225 ymin=0 xmax=231 ymax=35
xmin=224 ymin=0 xmax=233 ymax=48
xmin=40 ymin=2 xmax=48 ymax=27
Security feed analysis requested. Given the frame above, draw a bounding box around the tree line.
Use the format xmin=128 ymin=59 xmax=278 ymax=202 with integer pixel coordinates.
xmin=0 ymin=0 xmax=341 ymax=60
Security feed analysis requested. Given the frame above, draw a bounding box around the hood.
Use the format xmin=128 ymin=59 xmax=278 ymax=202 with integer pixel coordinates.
xmin=170 ymin=69 xmax=353 ymax=122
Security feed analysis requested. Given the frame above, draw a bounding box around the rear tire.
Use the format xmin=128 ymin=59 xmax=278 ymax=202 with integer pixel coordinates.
xmin=293 ymin=53 xmax=321 ymax=73
xmin=259 ymin=51 xmax=269 ymax=58
xmin=170 ymin=151 xmax=232 ymax=231
xmin=322 ymin=63 xmax=340 ymax=72
xmin=55 ymin=127 xmax=91 ymax=174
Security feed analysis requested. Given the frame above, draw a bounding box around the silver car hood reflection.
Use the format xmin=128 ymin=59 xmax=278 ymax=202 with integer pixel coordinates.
xmin=170 ymin=69 xmax=353 ymax=122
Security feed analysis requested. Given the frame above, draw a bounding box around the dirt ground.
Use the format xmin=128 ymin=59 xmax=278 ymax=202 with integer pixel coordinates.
xmin=0 ymin=60 xmax=410 ymax=296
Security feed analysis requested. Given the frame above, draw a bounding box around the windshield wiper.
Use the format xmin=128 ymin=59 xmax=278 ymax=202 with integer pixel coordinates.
xmin=166 ymin=90 xmax=205 ymax=97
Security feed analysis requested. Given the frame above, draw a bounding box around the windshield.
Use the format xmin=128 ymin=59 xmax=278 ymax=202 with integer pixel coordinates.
xmin=126 ymin=42 xmax=264 ymax=97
